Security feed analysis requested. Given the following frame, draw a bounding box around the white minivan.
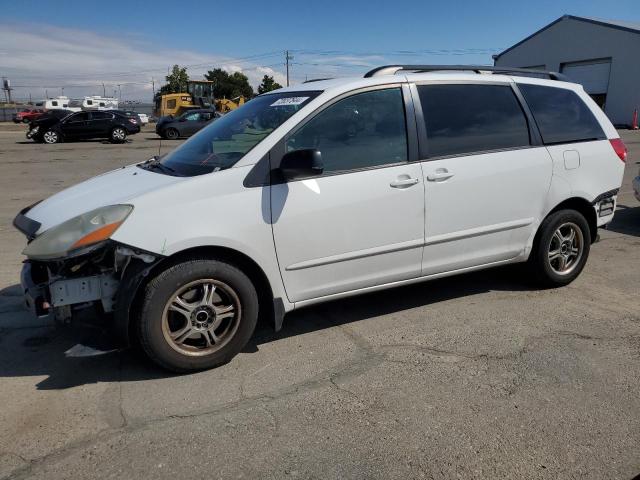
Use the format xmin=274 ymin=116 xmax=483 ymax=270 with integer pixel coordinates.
xmin=14 ymin=65 xmax=626 ymax=372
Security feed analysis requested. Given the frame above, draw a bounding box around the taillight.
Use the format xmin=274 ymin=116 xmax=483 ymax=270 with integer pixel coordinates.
xmin=128 ymin=118 xmax=137 ymax=124
xmin=610 ymin=138 xmax=627 ymax=163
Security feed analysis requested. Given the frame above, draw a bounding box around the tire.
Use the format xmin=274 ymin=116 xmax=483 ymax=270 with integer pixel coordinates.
xmin=22 ymin=118 xmax=30 ymax=124
xmin=165 ymin=128 xmax=179 ymax=140
xmin=137 ymin=258 xmax=259 ymax=372
xmin=528 ymin=209 xmax=591 ymax=287
xmin=110 ymin=127 xmax=127 ymax=143
xmin=42 ymin=129 xmax=60 ymax=144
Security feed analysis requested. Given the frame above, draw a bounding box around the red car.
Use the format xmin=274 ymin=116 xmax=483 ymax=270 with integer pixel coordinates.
xmin=13 ymin=109 xmax=45 ymax=124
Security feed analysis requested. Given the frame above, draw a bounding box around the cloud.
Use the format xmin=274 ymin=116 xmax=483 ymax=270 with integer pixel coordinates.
xmin=0 ymin=23 xmax=287 ymax=101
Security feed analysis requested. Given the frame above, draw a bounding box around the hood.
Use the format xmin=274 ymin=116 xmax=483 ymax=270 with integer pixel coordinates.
xmin=26 ymin=164 xmax=183 ymax=233
xmin=32 ymin=116 xmax=60 ymax=127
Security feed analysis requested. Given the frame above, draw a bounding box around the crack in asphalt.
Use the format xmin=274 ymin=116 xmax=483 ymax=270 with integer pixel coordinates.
xmin=2 ymin=320 xmax=638 ymax=479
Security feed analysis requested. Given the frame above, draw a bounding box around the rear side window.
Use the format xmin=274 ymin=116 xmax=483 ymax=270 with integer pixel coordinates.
xmin=417 ymin=84 xmax=530 ymax=157
xmin=518 ymin=84 xmax=605 ymax=145
xmin=286 ymin=88 xmax=408 ymax=173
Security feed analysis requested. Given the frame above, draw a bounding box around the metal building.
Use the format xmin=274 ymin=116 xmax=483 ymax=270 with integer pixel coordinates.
xmin=493 ymin=15 xmax=640 ymax=126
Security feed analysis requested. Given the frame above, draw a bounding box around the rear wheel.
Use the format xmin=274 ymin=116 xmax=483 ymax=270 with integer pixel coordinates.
xmin=42 ymin=130 xmax=60 ymax=144
xmin=22 ymin=118 xmax=30 ymax=124
xmin=165 ymin=128 xmax=179 ymax=140
xmin=529 ymin=209 xmax=591 ymax=287
xmin=110 ymin=127 xmax=127 ymax=143
xmin=137 ymin=258 xmax=259 ymax=372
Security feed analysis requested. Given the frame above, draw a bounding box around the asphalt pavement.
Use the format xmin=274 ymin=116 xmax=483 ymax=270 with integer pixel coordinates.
xmin=0 ymin=124 xmax=639 ymax=479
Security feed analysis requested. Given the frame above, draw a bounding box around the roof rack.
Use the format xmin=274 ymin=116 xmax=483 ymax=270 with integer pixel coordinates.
xmin=303 ymin=78 xmax=334 ymax=83
xmin=363 ymin=65 xmax=570 ymax=82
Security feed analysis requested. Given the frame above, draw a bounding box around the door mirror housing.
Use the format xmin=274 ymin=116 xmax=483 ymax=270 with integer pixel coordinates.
xmin=279 ymin=149 xmax=324 ymax=180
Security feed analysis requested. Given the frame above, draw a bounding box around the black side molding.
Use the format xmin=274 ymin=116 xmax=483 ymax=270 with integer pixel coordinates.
xmin=592 ymin=188 xmax=619 ymax=205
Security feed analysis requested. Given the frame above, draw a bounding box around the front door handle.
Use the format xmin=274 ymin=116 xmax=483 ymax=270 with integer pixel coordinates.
xmin=426 ymin=169 xmax=454 ymax=182
xmin=390 ymin=176 xmax=420 ymax=188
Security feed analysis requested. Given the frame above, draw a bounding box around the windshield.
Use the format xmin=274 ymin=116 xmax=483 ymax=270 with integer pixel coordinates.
xmin=156 ymin=91 xmax=320 ymax=176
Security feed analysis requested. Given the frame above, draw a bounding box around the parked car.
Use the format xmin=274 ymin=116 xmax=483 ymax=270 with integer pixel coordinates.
xmin=633 ymin=170 xmax=640 ymax=202
xmin=14 ymin=65 xmax=625 ymax=372
xmin=136 ymin=113 xmax=149 ymax=125
xmin=112 ymin=110 xmax=149 ymax=125
xmin=156 ymin=109 xmax=220 ymax=139
xmin=27 ymin=110 xmax=140 ymax=144
xmin=13 ymin=109 xmax=45 ymax=123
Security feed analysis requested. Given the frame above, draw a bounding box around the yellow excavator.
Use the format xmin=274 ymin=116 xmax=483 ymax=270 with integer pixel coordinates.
xmin=154 ymin=80 xmax=246 ymax=117
xmin=216 ymin=96 xmax=245 ymax=113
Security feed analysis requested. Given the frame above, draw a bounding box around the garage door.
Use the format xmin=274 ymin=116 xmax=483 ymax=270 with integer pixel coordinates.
xmin=561 ymin=60 xmax=611 ymax=94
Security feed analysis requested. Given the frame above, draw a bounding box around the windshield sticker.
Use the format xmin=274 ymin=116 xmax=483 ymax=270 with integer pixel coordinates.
xmin=270 ymin=97 xmax=309 ymax=107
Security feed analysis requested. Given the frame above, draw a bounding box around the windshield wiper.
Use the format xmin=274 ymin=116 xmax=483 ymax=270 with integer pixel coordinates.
xmin=139 ymin=157 xmax=179 ymax=175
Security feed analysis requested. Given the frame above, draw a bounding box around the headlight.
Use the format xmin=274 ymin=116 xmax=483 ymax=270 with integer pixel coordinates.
xmin=23 ymin=204 xmax=133 ymax=260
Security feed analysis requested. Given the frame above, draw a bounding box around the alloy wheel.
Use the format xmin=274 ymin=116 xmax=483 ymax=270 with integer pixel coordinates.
xmin=112 ymin=128 xmax=126 ymax=141
xmin=43 ymin=131 xmax=58 ymax=144
xmin=161 ymin=279 xmax=241 ymax=357
xmin=547 ymin=222 xmax=584 ymax=275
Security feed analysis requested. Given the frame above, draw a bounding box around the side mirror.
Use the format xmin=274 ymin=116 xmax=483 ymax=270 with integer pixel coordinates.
xmin=278 ymin=149 xmax=324 ymax=180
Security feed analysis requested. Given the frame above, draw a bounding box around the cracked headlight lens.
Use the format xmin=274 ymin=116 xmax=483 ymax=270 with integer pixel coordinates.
xmin=23 ymin=204 xmax=133 ymax=260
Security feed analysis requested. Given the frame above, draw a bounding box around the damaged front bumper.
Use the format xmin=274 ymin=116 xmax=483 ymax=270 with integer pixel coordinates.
xmin=19 ymin=242 xmax=161 ymax=341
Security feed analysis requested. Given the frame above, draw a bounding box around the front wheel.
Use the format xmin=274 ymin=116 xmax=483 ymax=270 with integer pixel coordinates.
xmin=137 ymin=258 xmax=259 ymax=372
xmin=528 ymin=209 xmax=591 ymax=287
xmin=110 ymin=127 xmax=127 ymax=143
xmin=165 ymin=128 xmax=179 ymax=140
xmin=42 ymin=129 xmax=60 ymax=144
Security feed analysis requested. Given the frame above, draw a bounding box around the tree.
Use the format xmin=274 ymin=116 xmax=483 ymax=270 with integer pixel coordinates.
xmin=158 ymin=65 xmax=189 ymax=96
xmin=204 ymin=68 xmax=254 ymax=99
xmin=257 ymin=75 xmax=282 ymax=94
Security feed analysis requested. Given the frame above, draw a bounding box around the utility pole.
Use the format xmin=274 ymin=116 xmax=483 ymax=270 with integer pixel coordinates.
xmin=151 ymin=77 xmax=155 ymax=96
xmin=2 ymin=77 xmax=11 ymax=104
xmin=117 ymin=84 xmax=121 ymax=101
xmin=102 ymin=83 xmax=106 ymax=97
xmin=285 ymin=50 xmax=293 ymax=87
xmin=61 ymin=87 xmax=64 ymax=97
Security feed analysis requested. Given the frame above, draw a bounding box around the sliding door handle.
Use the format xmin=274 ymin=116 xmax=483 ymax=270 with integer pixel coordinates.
xmin=390 ymin=177 xmax=419 ymax=188
xmin=426 ymin=169 xmax=454 ymax=181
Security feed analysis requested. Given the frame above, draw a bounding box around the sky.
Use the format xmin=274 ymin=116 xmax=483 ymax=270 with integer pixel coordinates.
xmin=1 ymin=0 xmax=638 ymax=102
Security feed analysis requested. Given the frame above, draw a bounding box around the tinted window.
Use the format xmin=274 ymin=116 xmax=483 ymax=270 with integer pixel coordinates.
xmin=518 ymin=84 xmax=605 ymax=145
xmin=67 ymin=112 xmax=90 ymax=122
xmin=418 ymin=84 xmax=530 ymax=157
xmin=51 ymin=101 xmax=58 ymax=106
xmin=91 ymin=112 xmax=112 ymax=120
xmin=286 ymin=88 xmax=407 ymax=173
xmin=167 ymin=99 xmax=177 ymax=109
